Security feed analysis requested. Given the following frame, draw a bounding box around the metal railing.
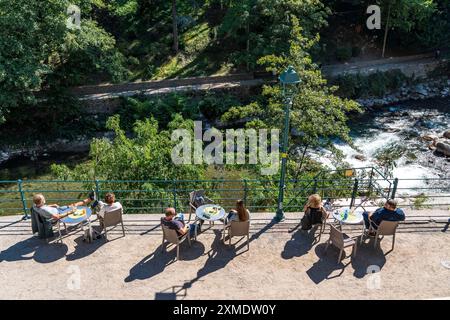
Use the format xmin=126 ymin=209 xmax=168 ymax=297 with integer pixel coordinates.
xmin=0 ymin=167 xmax=449 ymax=219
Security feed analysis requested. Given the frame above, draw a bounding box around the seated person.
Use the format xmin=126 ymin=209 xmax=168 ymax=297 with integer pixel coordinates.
xmin=300 ymin=194 xmax=328 ymax=230
xmin=162 ymin=207 xmax=189 ymax=236
xmin=225 ymin=199 xmax=250 ymax=225
xmin=32 ymin=193 xmax=90 ymax=221
xmin=363 ymin=199 xmax=405 ymax=235
xmin=93 ymin=192 xmax=122 ymax=218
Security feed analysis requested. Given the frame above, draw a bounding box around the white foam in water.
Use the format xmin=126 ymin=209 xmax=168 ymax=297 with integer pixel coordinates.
xmin=312 ymin=104 xmax=449 ymax=193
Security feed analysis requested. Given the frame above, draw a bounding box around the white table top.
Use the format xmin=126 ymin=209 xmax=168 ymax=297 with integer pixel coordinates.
xmin=332 ymin=207 xmax=364 ymax=225
xmin=195 ymin=204 xmax=226 ymax=221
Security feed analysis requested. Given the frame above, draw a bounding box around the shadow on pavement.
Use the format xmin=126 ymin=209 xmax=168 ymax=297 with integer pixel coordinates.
xmin=125 ymin=240 xmax=205 ymax=283
xmin=281 ymin=226 xmax=321 ymax=260
xmin=0 ymin=236 xmax=68 ymax=264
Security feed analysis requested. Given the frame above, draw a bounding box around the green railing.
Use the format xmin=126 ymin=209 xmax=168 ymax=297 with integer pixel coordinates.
xmin=0 ymin=167 xmax=449 ymax=218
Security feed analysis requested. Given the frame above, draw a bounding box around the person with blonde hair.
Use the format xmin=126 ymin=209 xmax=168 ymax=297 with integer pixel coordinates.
xmin=32 ymin=193 xmax=86 ymax=221
xmin=300 ymin=194 xmax=328 ymax=230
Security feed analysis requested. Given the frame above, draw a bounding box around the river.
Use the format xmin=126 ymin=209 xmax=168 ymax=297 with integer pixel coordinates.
xmin=0 ymin=99 xmax=449 ymax=188
xmin=313 ymin=98 xmax=449 ymax=190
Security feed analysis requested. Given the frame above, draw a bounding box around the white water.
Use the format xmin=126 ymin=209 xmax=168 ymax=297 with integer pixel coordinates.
xmin=312 ymin=102 xmax=449 ymax=192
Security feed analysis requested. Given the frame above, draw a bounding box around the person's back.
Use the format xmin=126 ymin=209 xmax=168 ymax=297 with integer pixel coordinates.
xmin=96 ymin=193 xmax=122 ymax=216
xmin=301 ymin=194 xmax=326 ymax=230
xmin=162 ymin=207 xmax=188 ymax=236
xmin=371 ymin=206 xmax=405 ymax=226
xmin=229 ymin=199 xmax=250 ymax=222
xmin=363 ymin=199 xmax=405 ymax=232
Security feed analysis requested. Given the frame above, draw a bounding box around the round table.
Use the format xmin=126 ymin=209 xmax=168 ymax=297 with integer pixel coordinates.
xmin=59 ymin=206 xmax=92 ymax=224
xmin=58 ymin=206 xmax=93 ymax=242
xmin=332 ymin=207 xmax=364 ymax=225
xmin=195 ymin=204 xmax=226 ymax=222
xmin=332 ymin=207 xmax=366 ymax=238
xmin=194 ymin=204 xmax=226 ymax=240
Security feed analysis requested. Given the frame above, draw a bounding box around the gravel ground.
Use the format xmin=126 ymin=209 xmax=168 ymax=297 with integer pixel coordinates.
xmin=0 ymin=212 xmax=449 ymax=300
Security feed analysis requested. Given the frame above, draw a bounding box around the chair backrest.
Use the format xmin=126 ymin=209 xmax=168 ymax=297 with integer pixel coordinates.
xmin=377 ymin=220 xmax=399 ymax=236
xmin=103 ymin=208 xmax=123 ymax=228
xmin=329 ymin=224 xmax=344 ymax=248
xmin=321 ymin=208 xmax=329 ymax=223
xmin=161 ymin=223 xmax=180 ymax=244
xmin=189 ymin=191 xmax=196 ymax=204
xmin=31 ymin=206 xmax=54 ymax=239
xmin=230 ymin=220 xmax=250 ymax=237
xmin=189 ymin=190 xmax=211 ymax=208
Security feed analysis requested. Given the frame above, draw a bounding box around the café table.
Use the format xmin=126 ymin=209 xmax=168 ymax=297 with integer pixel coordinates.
xmin=194 ymin=204 xmax=226 ymax=240
xmin=332 ymin=206 xmax=365 ymax=235
xmin=58 ymin=206 xmax=93 ymax=242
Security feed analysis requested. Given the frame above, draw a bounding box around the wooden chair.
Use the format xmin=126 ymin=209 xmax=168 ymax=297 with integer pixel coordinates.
xmin=224 ymin=220 xmax=250 ymax=250
xmin=98 ymin=208 xmax=125 ymax=241
xmin=325 ymin=224 xmax=357 ymax=263
xmin=161 ymin=222 xmax=191 ymax=261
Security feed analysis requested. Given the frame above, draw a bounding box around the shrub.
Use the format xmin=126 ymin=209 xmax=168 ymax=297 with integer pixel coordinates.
xmin=335 ymin=46 xmax=352 ymax=61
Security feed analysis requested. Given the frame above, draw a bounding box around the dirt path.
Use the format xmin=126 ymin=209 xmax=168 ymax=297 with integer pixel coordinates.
xmin=71 ymin=53 xmax=442 ymax=101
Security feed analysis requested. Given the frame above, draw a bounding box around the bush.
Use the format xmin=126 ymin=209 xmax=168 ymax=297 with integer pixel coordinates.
xmin=335 ymin=46 xmax=352 ymax=61
xmin=334 ymin=70 xmax=409 ymax=99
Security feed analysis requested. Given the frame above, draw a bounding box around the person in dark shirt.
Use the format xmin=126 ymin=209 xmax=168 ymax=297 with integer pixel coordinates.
xmin=301 ymin=194 xmax=328 ymax=230
xmin=162 ymin=207 xmax=189 ymax=236
xmin=363 ymin=199 xmax=405 ymax=235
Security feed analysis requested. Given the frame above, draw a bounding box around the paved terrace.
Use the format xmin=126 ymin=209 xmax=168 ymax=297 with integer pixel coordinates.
xmin=0 ymin=210 xmax=449 ymax=300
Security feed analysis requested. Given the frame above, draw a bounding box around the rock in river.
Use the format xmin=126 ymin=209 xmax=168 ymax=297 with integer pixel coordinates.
xmin=435 ymin=142 xmax=450 ymax=156
xmin=422 ymin=134 xmax=438 ymax=141
xmin=443 ymin=130 xmax=450 ymax=139
xmin=354 ymin=154 xmax=367 ymax=161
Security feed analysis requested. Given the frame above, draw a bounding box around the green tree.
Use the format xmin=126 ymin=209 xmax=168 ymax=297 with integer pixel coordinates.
xmin=222 ymin=16 xmax=361 ymax=176
xmin=0 ymin=0 xmax=67 ymax=123
xmin=51 ymin=114 xmax=206 ymax=182
xmin=0 ymin=0 xmax=127 ymax=124
xmin=218 ymin=0 xmax=330 ymax=70
xmin=379 ymin=0 xmax=437 ymax=57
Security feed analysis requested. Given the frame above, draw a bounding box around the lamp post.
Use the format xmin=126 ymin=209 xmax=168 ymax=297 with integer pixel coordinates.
xmin=275 ymin=66 xmax=300 ymax=222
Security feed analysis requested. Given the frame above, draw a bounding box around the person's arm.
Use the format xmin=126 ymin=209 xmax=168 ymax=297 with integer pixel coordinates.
xmin=178 ymin=225 xmax=188 ymax=235
xmin=396 ymin=208 xmax=406 ymax=221
xmin=370 ymin=209 xmax=382 ymax=225
xmin=53 ymin=207 xmax=76 ymax=220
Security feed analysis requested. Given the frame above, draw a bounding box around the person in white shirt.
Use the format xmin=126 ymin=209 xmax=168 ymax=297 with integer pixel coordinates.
xmin=32 ymin=193 xmax=91 ymax=221
xmin=95 ymin=192 xmax=122 ymax=218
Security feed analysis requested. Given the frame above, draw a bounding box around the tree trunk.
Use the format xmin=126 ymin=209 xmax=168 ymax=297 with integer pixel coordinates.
xmin=382 ymin=0 xmax=392 ymax=58
xmin=172 ymin=0 xmax=179 ymax=53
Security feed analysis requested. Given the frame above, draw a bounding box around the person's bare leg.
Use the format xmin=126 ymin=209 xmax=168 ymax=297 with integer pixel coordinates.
xmin=69 ymin=198 xmax=92 ymax=207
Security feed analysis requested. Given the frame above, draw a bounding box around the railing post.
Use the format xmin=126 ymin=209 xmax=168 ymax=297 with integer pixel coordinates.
xmin=243 ymin=179 xmax=248 ymax=204
xmin=313 ymin=178 xmax=318 ymax=194
xmin=94 ymin=179 xmax=100 ymax=198
xmin=350 ymin=178 xmax=359 ymax=209
xmin=368 ymin=168 xmax=374 ymax=195
xmin=18 ymin=179 xmax=29 ymax=220
xmin=172 ymin=179 xmax=177 ymax=211
xmin=391 ymin=178 xmax=399 ymax=199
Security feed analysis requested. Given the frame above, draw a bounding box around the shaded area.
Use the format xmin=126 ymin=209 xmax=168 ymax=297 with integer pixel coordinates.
xmin=125 ymin=240 xmax=205 ymax=283
xmin=0 ymin=237 xmax=67 ymax=264
xmin=281 ymin=226 xmax=322 ymax=260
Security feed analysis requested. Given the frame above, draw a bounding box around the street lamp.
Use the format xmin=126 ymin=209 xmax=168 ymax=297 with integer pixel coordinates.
xmin=275 ymin=66 xmax=300 ymax=222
